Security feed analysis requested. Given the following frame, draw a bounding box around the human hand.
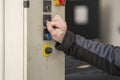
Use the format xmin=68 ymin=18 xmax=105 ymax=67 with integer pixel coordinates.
xmin=46 ymin=15 xmax=67 ymax=43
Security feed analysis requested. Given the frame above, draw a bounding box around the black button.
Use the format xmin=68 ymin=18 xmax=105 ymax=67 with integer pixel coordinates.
xmin=45 ymin=47 xmax=52 ymax=54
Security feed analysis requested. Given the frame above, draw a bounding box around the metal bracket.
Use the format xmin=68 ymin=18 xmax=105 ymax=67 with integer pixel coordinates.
xmin=24 ymin=0 xmax=29 ymax=8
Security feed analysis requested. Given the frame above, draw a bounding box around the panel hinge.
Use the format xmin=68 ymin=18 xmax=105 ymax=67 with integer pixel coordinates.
xmin=23 ymin=0 xmax=29 ymax=8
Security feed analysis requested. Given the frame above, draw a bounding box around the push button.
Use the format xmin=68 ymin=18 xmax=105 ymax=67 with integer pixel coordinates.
xmin=59 ymin=0 xmax=66 ymax=5
xmin=45 ymin=47 xmax=53 ymax=54
xmin=43 ymin=29 xmax=52 ymax=40
xmin=42 ymin=44 xmax=52 ymax=57
xmin=45 ymin=33 xmax=52 ymax=40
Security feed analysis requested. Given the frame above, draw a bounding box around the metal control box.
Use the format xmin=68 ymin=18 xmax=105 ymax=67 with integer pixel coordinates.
xmin=27 ymin=0 xmax=65 ymax=80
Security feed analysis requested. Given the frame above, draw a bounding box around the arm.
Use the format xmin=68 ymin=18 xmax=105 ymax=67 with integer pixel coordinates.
xmin=55 ymin=30 xmax=120 ymax=76
xmin=46 ymin=15 xmax=120 ymax=76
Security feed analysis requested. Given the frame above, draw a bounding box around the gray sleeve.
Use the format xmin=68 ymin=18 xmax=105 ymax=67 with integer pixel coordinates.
xmin=76 ymin=35 xmax=120 ymax=68
xmin=56 ymin=30 xmax=120 ymax=75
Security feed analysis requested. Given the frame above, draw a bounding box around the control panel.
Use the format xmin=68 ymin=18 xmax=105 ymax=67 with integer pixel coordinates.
xmin=43 ymin=0 xmax=52 ymax=58
xmin=27 ymin=0 xmax=65 ymax=80
xmin=42 ymin=0 xmax=65 ymax=57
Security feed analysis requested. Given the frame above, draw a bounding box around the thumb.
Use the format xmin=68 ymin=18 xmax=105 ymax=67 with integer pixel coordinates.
xmin=46 ymin=21 xmax=54 ymax=34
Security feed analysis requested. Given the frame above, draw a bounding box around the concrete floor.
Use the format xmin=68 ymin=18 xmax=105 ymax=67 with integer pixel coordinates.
xmin=65 ymin=56 xmax=120 ymax=80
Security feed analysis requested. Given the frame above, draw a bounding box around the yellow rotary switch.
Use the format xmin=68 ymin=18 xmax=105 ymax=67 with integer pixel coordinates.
xmin=54 ymin=0 xmax=61 ymax=6
xmin=42 ymin=44 xmax=53 ymax=57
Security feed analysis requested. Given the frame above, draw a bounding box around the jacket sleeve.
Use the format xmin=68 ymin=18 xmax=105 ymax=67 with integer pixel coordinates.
xmin=55 ymin=30 xmax=120 ymax=76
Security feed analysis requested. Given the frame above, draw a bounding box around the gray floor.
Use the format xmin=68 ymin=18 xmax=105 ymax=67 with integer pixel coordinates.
xmin=65 ymin=56 xmax=120 ymax=80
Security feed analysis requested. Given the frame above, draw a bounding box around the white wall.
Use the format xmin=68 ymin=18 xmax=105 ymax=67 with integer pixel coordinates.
xmin=100 ymin=0 xmax=120 ymax=46
xmin=109 ymin=0 xmax=120 ymax=46
xmin=0 ymin=0 xmax=4 ymax=80
xmin=100 ymin=0 xmax=111 ymax=43
xmin=5 ymin=0 xmax=24 ymax=80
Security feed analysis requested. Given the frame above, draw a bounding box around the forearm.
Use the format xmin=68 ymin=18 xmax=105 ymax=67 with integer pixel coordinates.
xmin=55 ymin=30 xmax=120 ymax=76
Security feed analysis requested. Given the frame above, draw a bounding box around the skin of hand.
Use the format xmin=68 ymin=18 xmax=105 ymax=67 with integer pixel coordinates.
xmin=46 ymin=15 xmax=67 ymax=43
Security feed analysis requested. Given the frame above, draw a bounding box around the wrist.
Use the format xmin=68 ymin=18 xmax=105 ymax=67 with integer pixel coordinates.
xmin=59 ymin=31 xmax=67 ymax=43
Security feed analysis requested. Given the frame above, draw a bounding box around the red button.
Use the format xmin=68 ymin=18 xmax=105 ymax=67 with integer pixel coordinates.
xmin=59 ymin=0 xmax=65 ymax=5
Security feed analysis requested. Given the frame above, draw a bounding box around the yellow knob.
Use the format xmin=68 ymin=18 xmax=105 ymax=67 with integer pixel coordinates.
xmin=54 ymin=0 xmax=61 ymax=6
xmin=42 ymin=44 xmax=52 ymax=57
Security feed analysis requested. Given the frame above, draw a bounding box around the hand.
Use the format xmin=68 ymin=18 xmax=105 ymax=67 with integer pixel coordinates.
xmin=46 ymin=15 xmax=67 ymax=43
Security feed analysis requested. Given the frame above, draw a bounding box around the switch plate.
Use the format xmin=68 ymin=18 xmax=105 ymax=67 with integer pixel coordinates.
xmin=43 ymin=14 xmax=51 ymax=26
xmin=43 ymin=1 xmax=51 ymax=12
xmin=43 ymin=28 xmax=52 ymax=40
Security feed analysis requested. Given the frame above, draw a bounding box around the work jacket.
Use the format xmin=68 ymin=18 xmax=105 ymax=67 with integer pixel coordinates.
xmin=55 ymin=30 xmax=120 ymax=76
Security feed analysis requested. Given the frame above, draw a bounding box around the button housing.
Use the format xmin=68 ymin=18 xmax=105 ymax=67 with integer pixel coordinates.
xmin=43 ymin=14 xmax=51 ymax=26
xmin=43 ymin=29 xmax=52 ymax=40
xmin=45 ymin=47 xmax=53 ymax=54
xmin=43 ymin=1 xmax=52 ymax=12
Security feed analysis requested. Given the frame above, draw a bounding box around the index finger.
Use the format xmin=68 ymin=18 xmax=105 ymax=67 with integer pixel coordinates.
xmin=46 ymin=21 xmax=55 ymax=34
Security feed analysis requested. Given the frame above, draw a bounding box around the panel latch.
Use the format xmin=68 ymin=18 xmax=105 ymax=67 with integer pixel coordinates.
xmin=24 ymin=0 xmax=30 ymax=8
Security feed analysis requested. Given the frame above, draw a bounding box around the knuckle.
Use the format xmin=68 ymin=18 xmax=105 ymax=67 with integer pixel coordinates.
xmin=47 ymin=27 xmax=52 ymax=33
xmin=46 ymin=22 xmax=49 ymax=26
xmin=52 ymin=33 xmax=56 ymax=37
xmin=47 ymin=27 xmax=50 ymax=31
xmin=56 ymin=14 xmax=59 ymax=16
xmin=51 ymin=22 xmax=55 ymax=25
